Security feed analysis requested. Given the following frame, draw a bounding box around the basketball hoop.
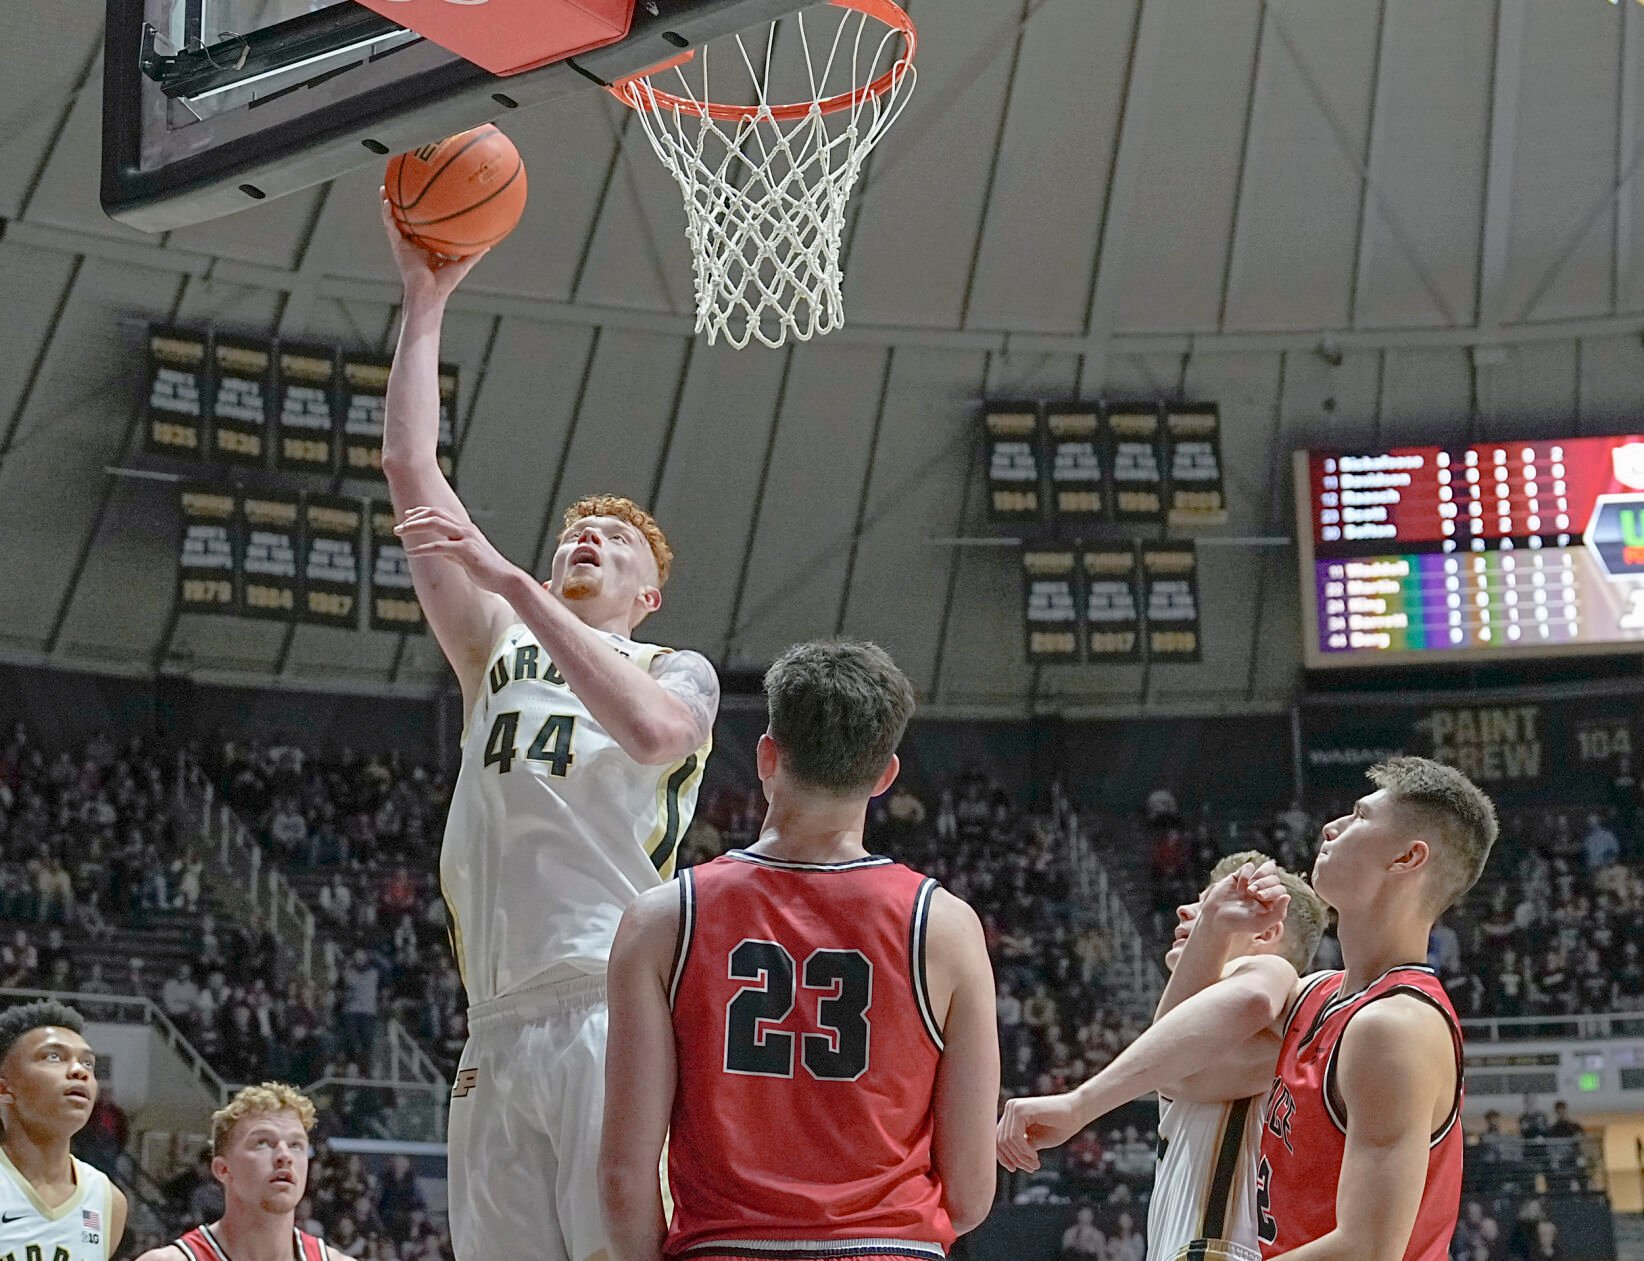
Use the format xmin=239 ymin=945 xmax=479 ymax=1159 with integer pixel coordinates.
xmin=610 ymin=0 xmax=917 ymax=350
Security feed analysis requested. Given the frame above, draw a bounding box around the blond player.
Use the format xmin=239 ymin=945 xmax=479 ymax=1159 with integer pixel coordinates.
xmin=139 ymin=1083 xmax=343 ymax=1261
xmin=998 ymin=857 xmax=1324 ymax=1261
xmin=0 ymin=1001 xmax=127 ymax=1261
xmin=380 ymin=201 xmax=718 ymax=1261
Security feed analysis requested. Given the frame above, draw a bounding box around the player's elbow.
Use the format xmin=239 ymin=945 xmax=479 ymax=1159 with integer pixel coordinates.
xmin=1231 ymin=979 xmax=1285 ymax=1028
xmin=941 ymin=1163 xmax=998 ymax=1235
xmin=595 ymin=1154 xmax=652 ymax=1225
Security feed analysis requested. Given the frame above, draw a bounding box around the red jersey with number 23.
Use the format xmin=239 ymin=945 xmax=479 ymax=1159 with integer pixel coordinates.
xmin=1257 ymin=965 xmax=1463 ymax=1260
xmin=665 ymin=850 xmax=951 ymax=1261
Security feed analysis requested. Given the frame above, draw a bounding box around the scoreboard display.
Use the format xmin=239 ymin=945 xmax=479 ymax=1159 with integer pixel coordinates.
xmin=1296 ymin=436 xmax=1644 ymax=667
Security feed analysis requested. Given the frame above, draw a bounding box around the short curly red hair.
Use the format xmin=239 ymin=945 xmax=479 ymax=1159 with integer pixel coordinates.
xmin=559 ymin=495 xmax=674 ymax=585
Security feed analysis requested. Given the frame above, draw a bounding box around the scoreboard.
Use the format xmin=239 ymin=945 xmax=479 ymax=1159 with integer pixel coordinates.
xmin=1296 ymin=436 xmax=1644 ymax=667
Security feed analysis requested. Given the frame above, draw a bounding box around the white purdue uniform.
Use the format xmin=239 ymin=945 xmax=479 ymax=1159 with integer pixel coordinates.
xmin=0 ymin=1149 xmax=114 ymax=1260
xmin=443 ymin=622 xmax=709 ymax=1261
xmin=1147 ymin=1094 xmax=1263 ymax=1261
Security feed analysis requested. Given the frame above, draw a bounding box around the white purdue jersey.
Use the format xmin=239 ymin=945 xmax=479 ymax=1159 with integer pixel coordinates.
xmin=441 ymin=622 xmax=710 ymax=1005
xmin=0 ymin=1149 xmax=114 ymax=1260
xmin=1146 ymin=1094 xmax=1262 ymax=1261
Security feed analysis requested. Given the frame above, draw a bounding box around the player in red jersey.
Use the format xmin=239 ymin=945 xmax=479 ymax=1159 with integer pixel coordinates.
xmin=1255 ymin=756 xmax=1497 ymax=1261
xmin=138 ymin=1083 xmax=341 ymax=1261
xmin=599 ymin=639 xmax=1000 ymax=1261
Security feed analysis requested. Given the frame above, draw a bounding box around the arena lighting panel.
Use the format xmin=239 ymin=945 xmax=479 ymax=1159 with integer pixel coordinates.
xmin=1295 ymin=435 xmax=1644 ymax=668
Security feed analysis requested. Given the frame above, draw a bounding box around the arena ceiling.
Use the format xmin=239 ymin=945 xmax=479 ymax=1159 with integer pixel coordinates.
xmin=1 ymin=0 xmax=1643 ymax=717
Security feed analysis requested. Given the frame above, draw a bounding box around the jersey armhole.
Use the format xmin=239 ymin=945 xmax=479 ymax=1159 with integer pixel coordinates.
xmin=910 ymin=878 xmax=943 ymax=1051
xmin=460 ymin=620 xmax=526 ymax=742
xmin=669 ymin=869 xmax=697 ymax=1009
xmin=1321 ymin=985 xmax=1463 ymax=1144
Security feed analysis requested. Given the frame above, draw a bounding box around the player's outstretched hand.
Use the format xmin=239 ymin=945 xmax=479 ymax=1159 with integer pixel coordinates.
xmin=381 ymin=191 xmax=488 ymax=302
xmin=997 ymin=1093 xmax=1083 ymax=1173
xmin=396 ymin=505 xmax=520 ymax=594
xmin=1200 ymin=859 xmax=1290 ymax=936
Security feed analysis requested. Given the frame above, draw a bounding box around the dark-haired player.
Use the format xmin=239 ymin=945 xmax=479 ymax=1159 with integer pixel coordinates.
xmin=137 ymin=1082 xmax=342 ymax=1261
xmin=0 ymin=1000 xmax=127 ymax=1259
xmin=1256 ymin=757 xmax=1496 ymax=1259
xmin=600 ymin=640 xmax=1000 ymax=1261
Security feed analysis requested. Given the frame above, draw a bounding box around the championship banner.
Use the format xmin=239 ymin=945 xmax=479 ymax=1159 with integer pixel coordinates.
xmin=239 ymin=491 xmax=301 ymax=620
xmin=302 ymin=495 xmax=362 ymax=628
xmin=1108 ymin=406 xmax=1166 ymax=523
xmin=984 ymin=405 xmax=1044 ymax=523
xmin=177 ymin=486 xmax=238 ymax=613
xmin=1046 ymin=407 xmax=1106 ymax=523
xmin=341 ymin=352 xmax=393 ymax=479
xmin=369 ymin=499 xmax=424 ymax=634
xmin=437 ymin=363 xmax=460 ymax=480
xmin=1141 ymin=541 xmax=1201 ymax=661
xmin=1299 ymin=690 xmax=1644 ymax=804
xmin=145 ymin=327 xmax=208 ymax=457
xmin=275 ymin=344 xmax=339 ymax=474
xmin=1022 ymin=548 xmax=1080 ymax=663
xmin=1165 ymin=404 xmax=1227 ymax=526
xmin=1082 ymin=546 xmax=1143 ymax=663
xmin=208 ymin=335 xmax=272 ymax=465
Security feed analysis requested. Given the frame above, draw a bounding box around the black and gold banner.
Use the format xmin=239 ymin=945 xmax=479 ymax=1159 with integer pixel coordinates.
xmin=1108 ymin=406 xmax=1166 ymax=523
xmin=437 ymin=363 xmax=459 ymax=480
xmin=1141 ymin=541 xmax=1202 ymax=662
xmin=275 ymin=344 xmax=339 ymax=474
xmin=1165 ymin=404 xmax=1227 ymax=526
xmin=302 ymin=495 xmax=362 ymax=628
xmin=240 ymin=491 xmax=301 ymax=620
xmin=369 ymin=500 xmax=423 ymax=634
xmin=209 ymin=335 xmax=272 ymax=465
xmin=146 ymin=327 xmax=208 ymax=458
xmin=1082 ymin=545 xmax=1143 ymax=663
xmin=177 ymin=486 xmax=238 ymax=613
xmin=984 ymin=405 xmax=1044 ymax=523
xmin=341 ymin=352 xmax=393 ymax=479
xmin=1022 ymin=547 xmax=1080 ymax=663
xmin=1046 ymin=408 xmax=1106 ymax=523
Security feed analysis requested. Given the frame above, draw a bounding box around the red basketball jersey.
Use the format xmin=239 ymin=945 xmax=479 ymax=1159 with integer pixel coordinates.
xmin=1256 ymin=966 xmax=1464 ymax=1260
xmin=665 ymin=850 xmax=951 ymax=1260
xmin=173 ymin=1224 xmax=327 ymax=1260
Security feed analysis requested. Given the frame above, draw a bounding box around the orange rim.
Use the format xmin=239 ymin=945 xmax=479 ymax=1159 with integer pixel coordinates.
xmin=608 ymin=0 xmax=915 ymax=123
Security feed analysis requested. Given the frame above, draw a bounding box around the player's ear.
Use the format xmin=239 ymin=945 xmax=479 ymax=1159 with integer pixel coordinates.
xmin=756 ymin=733 xmax=780 ymax=782
xmin=1391 ymin=838 xmax=1430 ymax=875
xmin=639 ymin=584 xmax=662 ymax=614
xmin=869 ymin=753 xmax=901 ymax=799
xmin=211 ymin=1153 xmax=231 ymax=1185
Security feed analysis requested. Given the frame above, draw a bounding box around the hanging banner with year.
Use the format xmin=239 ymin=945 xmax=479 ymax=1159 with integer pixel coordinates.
xmin=341 ymin=351 xmax=393 ymax=479
xmin=275 ymin=344 xmax=339 ymax=474
xmin=146 ymin=327 xmax=208 ymax=458
xmin=208 ymin=335 xmax=272 ymax=466
xmin=1165 ymin=404 xmax=1227 ymax=526
xmin=1022 ymin=548 xmax=1081 ymax=663
xmin=302 ymin=495 xmax=362 ymax=627
xmin=1141 ymin=541 xmax=1202 ymax=661
xmin=239 ymin=491 xmax=301 ymax=620
xmin=1082 ymin=545 xmax=1143 ymax=663
xmin=984 ymin=405 xmax=1044 ymax=522
xmin=177 ymin=486 xmax=238 ymax=613
xmin=369 ymin=499 xmax=424 ymax=634
xmin=1108 ymin=406 xmax=1167 ymax=523
xmin=1046 ymin=407 xmax=1106 ymax=523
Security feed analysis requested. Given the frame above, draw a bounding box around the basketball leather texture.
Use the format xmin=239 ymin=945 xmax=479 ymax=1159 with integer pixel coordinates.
xmin=385 ymin=125 xmax=528 ymax=259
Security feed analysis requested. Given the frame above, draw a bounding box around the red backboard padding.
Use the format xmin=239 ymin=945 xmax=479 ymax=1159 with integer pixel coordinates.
xmin=353 ymin=0 xmax=636 ymax=77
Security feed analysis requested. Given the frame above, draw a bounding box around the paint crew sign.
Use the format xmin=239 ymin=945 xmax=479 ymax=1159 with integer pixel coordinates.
xmin=1421 ymin=706 xmax=1542 ymax=784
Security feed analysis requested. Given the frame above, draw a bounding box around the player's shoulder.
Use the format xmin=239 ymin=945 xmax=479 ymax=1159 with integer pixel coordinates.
xmin=1342 ymin=989 xmax=1455 ymax=1059
xmin=132 ymin=1247 xmax=184 ymax=1261
xmin=926 ymin=886 xmax=985 ymax=949
xmin=623 ymin=877 xmax=687 ymax=935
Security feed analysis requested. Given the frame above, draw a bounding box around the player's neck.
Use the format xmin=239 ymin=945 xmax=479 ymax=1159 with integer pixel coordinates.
xmin=752 ymin=801 xmax=871 ymax=864
xmin=213 ymin=1203 xmax=297 ymax=1261
xmin=1335 ymin=905 xmax=1432 ymax=997
xmin=554 ymin=589 xmax=634 ymax=637
xmin=1 ymin=1124 xmax=76 ymax=1202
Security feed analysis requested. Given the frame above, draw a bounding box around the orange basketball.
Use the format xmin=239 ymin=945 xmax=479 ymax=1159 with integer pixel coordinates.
xmin=385 ymin=124 xmax=527 ymax=259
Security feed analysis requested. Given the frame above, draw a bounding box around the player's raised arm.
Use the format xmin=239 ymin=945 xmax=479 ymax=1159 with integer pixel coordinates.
xmin=380 ymin=196 xmax=508 ymax=707
xmin=925 ymin=889 xmax=1000 ymax=1236
xmin=1268 ymin=997 xmax=1456 ymax=1261
xmin=1155 ymin=863 xmax=1286 ymax=1020
xmin=599 ymin=886 xmax=681 ymax=1261
xmin=997 ymin=953 xmax=1294 ymax=1172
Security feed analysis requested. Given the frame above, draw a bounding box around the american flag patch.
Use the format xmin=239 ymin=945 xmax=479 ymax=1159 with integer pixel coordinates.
xmin=82 ymin=1208 xmax=101 ymax=1230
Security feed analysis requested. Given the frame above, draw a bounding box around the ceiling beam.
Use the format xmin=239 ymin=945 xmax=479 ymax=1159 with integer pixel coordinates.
xmin=1476 ymin=0 xmax=1527 ymax=328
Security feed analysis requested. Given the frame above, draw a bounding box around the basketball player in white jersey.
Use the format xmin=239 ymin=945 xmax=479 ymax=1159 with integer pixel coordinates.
xmin=137 ymin=1083 xmax=340 ymax=1261
xmin=0 ymin=1000 xmax=126 ymax=1260
xmin=998 ymin=856 xmax=1322 ymax=1261
xmin=381 ymin=200 xmax=719 ymax=1261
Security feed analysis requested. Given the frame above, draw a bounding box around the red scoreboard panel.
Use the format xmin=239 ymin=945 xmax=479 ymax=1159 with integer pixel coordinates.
xmin=1295 ymin=436 xmax=1644 ymax=668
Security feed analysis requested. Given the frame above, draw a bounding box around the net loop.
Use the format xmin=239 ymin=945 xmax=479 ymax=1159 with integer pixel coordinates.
xmin=610 ymin=0 xmax=917 ymax=349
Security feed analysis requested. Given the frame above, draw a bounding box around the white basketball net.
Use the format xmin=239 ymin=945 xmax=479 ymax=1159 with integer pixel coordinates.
xmin=616 ymin=4 xmax=916 ymax=350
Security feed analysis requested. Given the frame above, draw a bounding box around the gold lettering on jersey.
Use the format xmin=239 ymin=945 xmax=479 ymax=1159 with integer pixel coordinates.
xmin=488 ymin=642 xmax=575 ymax=693
xmin=489 ymin=658 xmax=511 ymax=695
xmin=514 ymin=645 xmax=539 ymax=680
